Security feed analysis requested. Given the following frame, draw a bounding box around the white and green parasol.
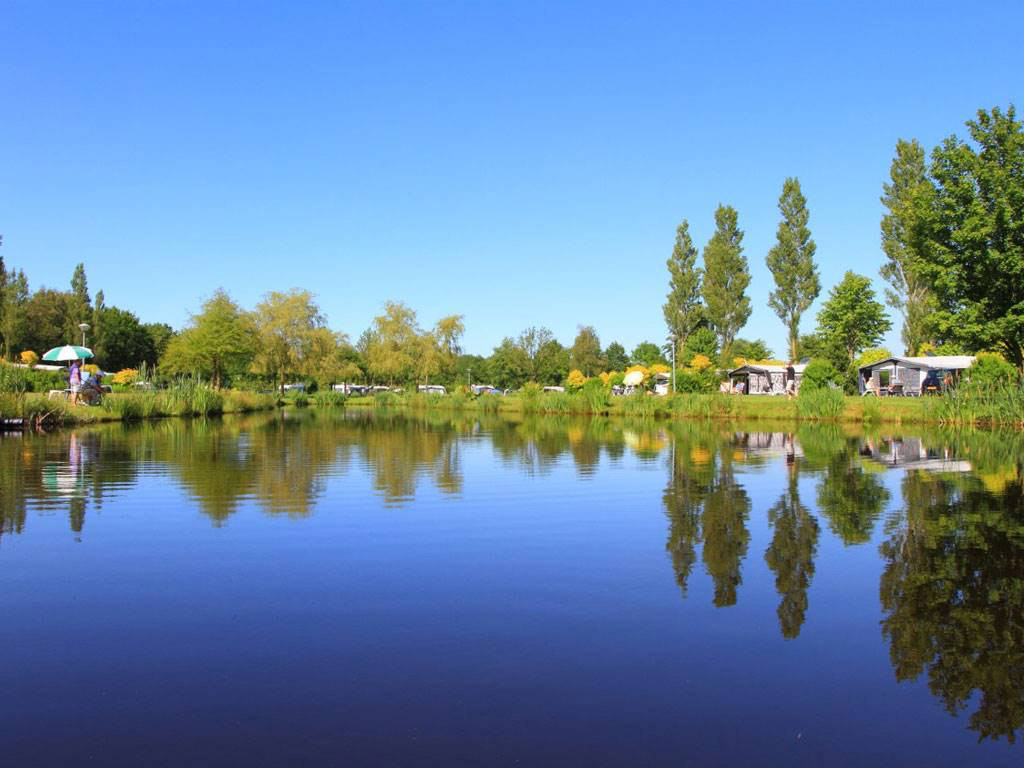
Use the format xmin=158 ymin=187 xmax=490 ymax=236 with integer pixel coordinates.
xmin=42 ymin=345 xmax=94 ymax=362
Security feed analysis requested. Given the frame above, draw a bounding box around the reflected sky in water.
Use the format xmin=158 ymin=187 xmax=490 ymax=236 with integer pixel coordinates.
xmin=1 ymin=411 xmax=1021 ymax=766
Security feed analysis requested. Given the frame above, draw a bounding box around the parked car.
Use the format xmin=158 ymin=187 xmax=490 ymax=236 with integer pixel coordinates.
xmin=417 ymin=385 xmax=447 ymax=395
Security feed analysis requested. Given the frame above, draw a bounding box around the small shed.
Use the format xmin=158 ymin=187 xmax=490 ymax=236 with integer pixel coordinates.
xmin=728 ymin=364 xmax=805 ymax=395
xmin=857 ymin=356 xmax=975 ymax=395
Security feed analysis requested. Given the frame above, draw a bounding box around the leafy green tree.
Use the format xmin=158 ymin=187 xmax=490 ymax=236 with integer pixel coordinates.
xmin=631 ymin=340 xmax=666 ymax=367
xmin=918 ymin=106 xmax=1024 ymax=368
xmin=161 ymin=290 xmax=256 ymax=387
xmin=0 ymin=248 xmax=6 ymax=357
xmin=254 ymin=289 xmax=329 ymax=390
xmin=515 ymin=326 xmax=557 ymax=381
xmin=816 ymin=271 xmax=892 ymax=365
xmin=20 ymin=288 xmax=72 ymax=355
xmin=67 ymin=263 xmax=91 ymax=342
xmin=680 ymin=327 xmax=718 ymax=366
xmin=535 ymin=339 xmax=570 ymax=385
xmin=603 ymin=342 xmax=629 ymax=371
xmin=570 ymin=326 xmax=604 ymax=376
xmin=730 ymin=338 xmax=773 ymax=363
xmin=143 ymin=323 xmax=175 ymax=361
xmin=880 ymin=139 xmax=937 ymax=355
xmin=766 ymin=178 xmax=820 ymax=361
xmin=1 ymin=269 xmax=30 ymax=359
xmin=95 ymin=305 xmax=157 ymax=371
xmin=702 ymin=204 xmax=751 ymax=361
xmin=363 ymin=301 xmax=421 ymax=385
xmin=663 ymin=219 xmax=704 ymax=356
xmin=91 ymin=290 xmax=105 ymax=357
xmin=488 ymin=337 xmax=530 ymax=388
xmin=455 ymin=353 xmax=487 ymax=387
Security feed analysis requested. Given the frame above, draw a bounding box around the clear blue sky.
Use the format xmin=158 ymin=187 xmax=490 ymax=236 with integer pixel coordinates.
xmin=3 ymin=1 xmax=1022 ymax=358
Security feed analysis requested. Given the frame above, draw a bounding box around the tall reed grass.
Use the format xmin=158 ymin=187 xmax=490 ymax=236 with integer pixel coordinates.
xmin=795 ymin=387 xmax=845 ymax=421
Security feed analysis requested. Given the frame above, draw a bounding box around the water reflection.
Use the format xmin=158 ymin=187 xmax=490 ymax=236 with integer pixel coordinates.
xmin=880 ymin=468 xmax=1024 ymax=743
xmin=2 ymin=413 xmax=1023 ymax=744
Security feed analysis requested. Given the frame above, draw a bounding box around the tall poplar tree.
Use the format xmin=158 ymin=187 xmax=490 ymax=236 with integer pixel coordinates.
xmin=0 ymin=242 xmax=6 ymax=357
xmin=702 ymin=205 xmax=750 ymax=362
xmin=68 ymin=263 xmax=92 ymax=342
xmin=880 ymin=140 xmax=935 ymax=355
xmin=663 ymin=219 xmax=704 ymax=357
xmin=766 ymin=178 xmax=820 ymax=362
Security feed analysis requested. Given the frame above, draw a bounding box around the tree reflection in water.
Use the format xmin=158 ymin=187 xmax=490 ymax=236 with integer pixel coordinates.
xmin=880 ymin=468 xmax=1024 ymax=742
xmin=4 ymin=412 xmax=1024 ymax=743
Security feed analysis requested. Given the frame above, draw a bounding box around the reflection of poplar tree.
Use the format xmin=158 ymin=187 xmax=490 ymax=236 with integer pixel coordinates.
xmin=701 ymin=459 xmax=751 ymax=607
xmin=764 ymin=473 xmax=819 ymax=638
xmin=880 ymin=471 xmax=1024 ymax=743
xmin=662 ymin=453 xmax=706 ymax=597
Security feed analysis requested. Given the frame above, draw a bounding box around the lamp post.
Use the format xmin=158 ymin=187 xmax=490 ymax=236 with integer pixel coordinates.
xmin=79 ymin=322 xmax=90 ymax=347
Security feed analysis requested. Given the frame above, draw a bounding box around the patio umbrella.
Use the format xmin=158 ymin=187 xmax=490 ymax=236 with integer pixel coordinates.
xmin=42 ymin=345 xmax=94 ymax=362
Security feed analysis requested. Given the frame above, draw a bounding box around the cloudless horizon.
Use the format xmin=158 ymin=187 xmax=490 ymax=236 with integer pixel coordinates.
xmin=3 ymin=0 xmax=1022 ymax=358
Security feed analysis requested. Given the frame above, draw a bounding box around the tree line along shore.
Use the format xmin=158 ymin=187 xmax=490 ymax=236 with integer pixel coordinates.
xmin=1 ymin=104 xmax=1022 ymax=428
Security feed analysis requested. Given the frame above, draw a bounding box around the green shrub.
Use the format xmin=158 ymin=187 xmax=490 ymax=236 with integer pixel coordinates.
xmin=967 ymin=353 xmax=1018 ymax=388
xmin=291 ymin=393 xmax=310 ymax=408
xmin=802 ymin=358 xmax=841 ymax=391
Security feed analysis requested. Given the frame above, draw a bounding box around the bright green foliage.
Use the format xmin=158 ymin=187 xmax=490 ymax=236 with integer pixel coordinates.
xmin=362 ymin=301 xmax=420 ymax=385
xmin=254 ymin=289 xmax=329 ymax=391
xmin=766 ymin=178 xmax=820 ymax=361
xmin=534 ymin=339 xmax=569 ymax=385
xmin=815 ymin=271 xmax=892 ymax=364
xmin=489 ymin=338 xmax=530 ymax=389
xmin=631 ymin=340 xmax=666 ymax=367
xmin=918 ymin=106 xmax=1024 ymax=368
xmin=20 ymin=288 xmax=72 ymax=355
xmin=663 ymin=219 xmax=704 ymax=356
xmin=681 ymin=327 xmax=718 ymax=365
xmin=967 ymin=353 xmax=1018 ymax=388
xmin=67 ymin=263 xmax=92 ymax=343
xmin=603 ymin=341 xmax=629 ymax=371
xmin=731 ymin=338 xmax=773 ymax=362
xmin=143 ymin=323 xmax=175 ymax=361
xmin=570 ymin=326 xmax=604 ymax=376
xmin=880 ymin=139 xmax=936 ymax=354
xmin=801 ymin=358 xmax=840 ymax=390
xmin=95 ymin=306 xmax=156 ymax=371
xmin=702 ymin=204 xmax=751 ymax=361
xmin=161 ymin=289 xmax=256 ymax=388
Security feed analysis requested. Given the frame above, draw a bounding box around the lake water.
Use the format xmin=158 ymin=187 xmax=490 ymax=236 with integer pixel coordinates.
xmin=1 ymin=411 xmax=1021 ymax=766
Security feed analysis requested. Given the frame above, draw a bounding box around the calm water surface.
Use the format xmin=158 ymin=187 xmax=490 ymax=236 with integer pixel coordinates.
xmin=1 ymin=411 xmax=1022 ymax=766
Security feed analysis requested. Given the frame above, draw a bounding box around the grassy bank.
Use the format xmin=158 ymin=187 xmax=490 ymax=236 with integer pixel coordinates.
xmin=341 ymin=388 xmax=1020 ymax=427
xmin=1 ymin=385 xmax=279 ymax=427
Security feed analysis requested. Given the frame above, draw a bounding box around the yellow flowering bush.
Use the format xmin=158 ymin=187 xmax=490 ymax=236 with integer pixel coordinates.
xmin=83 ymin=364 xmax=100 ymax=375
xmin=20 ymin=350 xmax=39 ymax=366
xmin=566 ymin=369 xmax=586 ymax=392
xmin=624 ymin=364 xmax=649 ymax=382
xmin=649 ymin=363 xmax=671 ymax=375
xmin=689 ymin=354 xmax=712 ymax=370
xmin=112 ymin=368 xmax=140 ymax=385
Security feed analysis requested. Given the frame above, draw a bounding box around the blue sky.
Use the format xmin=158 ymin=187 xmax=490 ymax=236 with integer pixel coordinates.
xmin=3 ymin=1 xmax=1022 ymax=357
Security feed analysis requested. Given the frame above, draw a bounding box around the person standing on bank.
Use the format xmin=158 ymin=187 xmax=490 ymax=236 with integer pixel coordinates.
xmin=69 ymin=359 xmax=82 ymax=406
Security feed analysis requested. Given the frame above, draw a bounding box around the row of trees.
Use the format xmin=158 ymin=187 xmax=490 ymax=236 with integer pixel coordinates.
xmin=0 ymin=255 xmax=173 ymax=372
xmin=662 ymin=178 xmax=891 ymax=378
xmin=663 ymin=104 xmax=1024 ymax=375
